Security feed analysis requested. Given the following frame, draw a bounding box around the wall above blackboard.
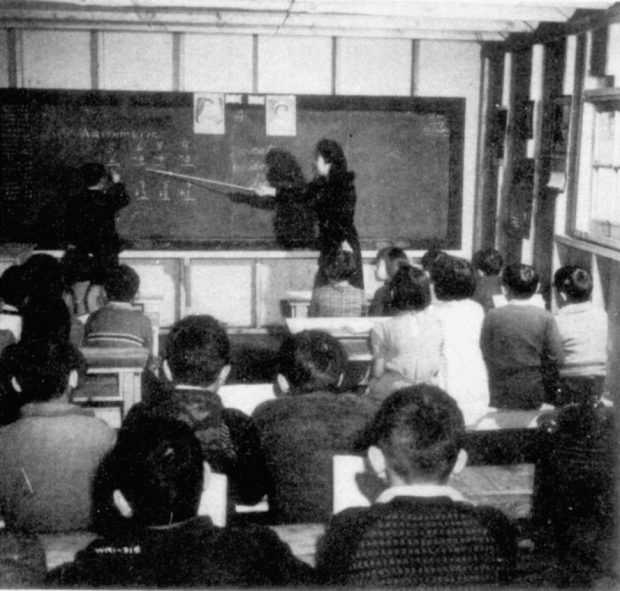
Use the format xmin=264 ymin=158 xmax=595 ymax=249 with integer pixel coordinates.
xmin=0 ymin=89 xmax=464 ymax=250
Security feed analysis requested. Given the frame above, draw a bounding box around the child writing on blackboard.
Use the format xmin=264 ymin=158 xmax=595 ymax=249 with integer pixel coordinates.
xmin=64 ymin=163 xmax=130 ymax=315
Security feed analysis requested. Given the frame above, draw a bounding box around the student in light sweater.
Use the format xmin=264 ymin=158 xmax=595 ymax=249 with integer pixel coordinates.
xmin=553 ymin=265 xmax=608 ymax=405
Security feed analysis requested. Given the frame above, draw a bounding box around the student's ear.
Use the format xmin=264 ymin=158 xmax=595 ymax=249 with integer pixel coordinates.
xmin=68 ymin=370 xmax=79 ymax=390
xmin=451 ymin=449 xmax=468 ymax=476
xmin=162 ymin=359 xmax=173 ymax=382
xmin=367 ymin=445 xmax=387 ymax=479
xmin=10 ymin=377 xmax=22 ymax=393
xmin=215 ymin=364 xmax=231 ymax=389
xmin=112 ymin=489 xmax=133 ymax=519
xmin=275 ymin=373 xmax=290 ymax=397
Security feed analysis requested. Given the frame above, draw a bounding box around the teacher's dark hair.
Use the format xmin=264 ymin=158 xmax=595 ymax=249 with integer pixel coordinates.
xmin=315 ymin=138 xmax=348 ymax=179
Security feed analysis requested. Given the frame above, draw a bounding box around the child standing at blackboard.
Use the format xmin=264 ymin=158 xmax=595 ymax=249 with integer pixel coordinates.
xmin=64 ymin=163 xmax=130 ymax=314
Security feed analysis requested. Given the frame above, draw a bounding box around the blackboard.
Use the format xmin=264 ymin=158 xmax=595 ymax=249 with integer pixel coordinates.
xmin=0 ymin=90 xmax=464 ymax=250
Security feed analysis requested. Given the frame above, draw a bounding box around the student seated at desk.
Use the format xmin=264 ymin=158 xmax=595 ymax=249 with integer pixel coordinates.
xmin=480 ymin=264 xmax=564 ymax=410
xmin=253 ymin=330 xmax=375 ymax=524
xmin=84 ymin=264 xmax=152 ymax=352
xmin=19 ymin=253 xmax=83 ymax=348
xmin=316 ymin=385 xmax=517 ymax=587
xmin=0 ymin=340 xmax=115 ymax=532
xmin=127 ymin=315 xmax=268 ymax=507
xmin=553 ymin=265 xmax=608 ymax=406
xmin=47 ymin=416 xmax=314 ymax=587
xmin=430 ymin=255 xmax=489 ymax=424
xmin=368 ymin=246 xmax=409 ymax=317
xmin=308 ymin=248 xmax=365 ymax=318
xmin=367 ymin=265 xmax=445 ymax=404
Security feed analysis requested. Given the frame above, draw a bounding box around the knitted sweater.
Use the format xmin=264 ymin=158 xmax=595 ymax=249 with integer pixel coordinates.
xmin=253 ymin=391 xmax=375 ymax=523
xmin=84 ymin=302 xmax=152 ymax=351
xmin=317 ymin=494 xmax=517 ymax=587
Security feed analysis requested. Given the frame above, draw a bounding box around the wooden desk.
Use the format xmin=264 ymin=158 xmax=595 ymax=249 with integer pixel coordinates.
xmin=40 ymin=523 xmax=326 ymax=570
xmin=73 ymin=347 xmax=149 ymax=420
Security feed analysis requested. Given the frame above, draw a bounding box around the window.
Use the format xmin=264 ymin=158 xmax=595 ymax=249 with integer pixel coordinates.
xmin=574 ymin=88 xmax=620 ymax=248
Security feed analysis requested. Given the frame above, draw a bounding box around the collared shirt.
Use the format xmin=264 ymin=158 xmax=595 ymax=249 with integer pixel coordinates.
xmin=376 ymin=483 xmax=473 ymax=505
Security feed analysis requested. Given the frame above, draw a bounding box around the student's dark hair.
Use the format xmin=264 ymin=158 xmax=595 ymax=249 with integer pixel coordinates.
xmin=322 ymin=249 xmax=357 ymax=282
xmin=376 ymin=246 xmax=408 ymax=266
xmin=420 ymin=247 xmax=447 ymax=272
xmin=103 ymin=264 xmax=140 ymax=303
xmin=164 ymin=315 xmax=230 ymax=386
xmin=20 ymin=298 xmax=71 ymax=345
xmin=503 ymin=263 xmax=539 ymax=298
xmin=472 ymin=248 xmax=503 ymax=276
xmin=431 ymin=255 xmax=476 ymax=301
xmin=0 ymin=264 xmax=26 ymax=309
xmin=389 ymin=265 xmax=431 ymax=312
xmin=265 ymin=148 xmax=306 ymax=189
xmin=105 ymin=416 xmax=204 ymax=527
xmin=277 ymin=330 xmax=346 ymax=394
xmin=315 ymin=138 xmax=348 ymax=179
xmin=7 ymin=340 xmax=84 ymax=402
xmin=361 ymin=385 xmax=465 ymax=483
xmin=21 ymin=253 xmax=65 ymax=302
xmin=554 ymin=265 xmax=593 ymax=303
xmin=81 ymin=162 xmax=107 ymax=188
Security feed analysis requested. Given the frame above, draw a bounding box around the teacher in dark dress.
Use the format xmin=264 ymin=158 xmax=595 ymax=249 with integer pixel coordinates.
xmin=305 ymin=139 xmax=364 ymax=289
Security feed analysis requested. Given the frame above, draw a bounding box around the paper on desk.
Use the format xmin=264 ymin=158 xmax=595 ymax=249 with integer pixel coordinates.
xmin=333 ymin=455 xmax=373 ymax=514
xmin=198 ymin=463 xmax=227 ymax=527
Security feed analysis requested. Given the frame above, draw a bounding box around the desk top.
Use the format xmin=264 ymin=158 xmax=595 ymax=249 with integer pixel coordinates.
xmin=40 ymin=523 xmax=326 ymax=570
xmin=40 ymin=463 xmax=532 ymax=571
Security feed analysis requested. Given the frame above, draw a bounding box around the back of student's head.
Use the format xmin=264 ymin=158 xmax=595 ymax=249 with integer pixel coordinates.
xmin=389 ymin=265 xmax=430 ymax=312
xmin=106 ymin=416 xmax=204 ymax=527
xmin=431 ymin=255 xmax=476 ymax=301
xmin=21 ymin=253 xmax=65 ymax=302
xmin=277 ymin=330 xmax=346 ymax=394
xmin=20 ymin=298 xmax=71 ymax=345
xmin=420 ymin=247 xmax=447 ymax=273
xmin=323 ymin=249 xmax=357 ymax=283
xmin=6 ymin=340 xmax=84 ymax=402
xmin=503 ymin=263 xmax=539 ymax=298
xmin=376 ymin=246 xmax=409 ymax=278
xmin=363 ymin=385 xmax=465 ymax=483
xmin=0 ymin=264 xmax=26 ymax=309
xmin=554 ymin=265 xmax=592 ymax=303
xmin=472 ymin=248 xmax=503 ymax=276
xmin=164 ymin=315 xmax=230 ymax=386
xmin=103 ymin=264 xmax=140 ymax=303
xmin=81 ymin=162 xmax=107 ymax=188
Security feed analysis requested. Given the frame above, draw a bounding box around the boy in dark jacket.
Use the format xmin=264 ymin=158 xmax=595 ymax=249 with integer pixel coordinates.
xmin=125 ymin=314 xmax=268 ymax=507
xmin=47 ymin=416 xmax=314 ymax=587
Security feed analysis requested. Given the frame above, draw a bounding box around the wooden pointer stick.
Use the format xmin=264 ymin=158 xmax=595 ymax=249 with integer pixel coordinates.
xmin=146 ymin=168 xmax=254 ymax=193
